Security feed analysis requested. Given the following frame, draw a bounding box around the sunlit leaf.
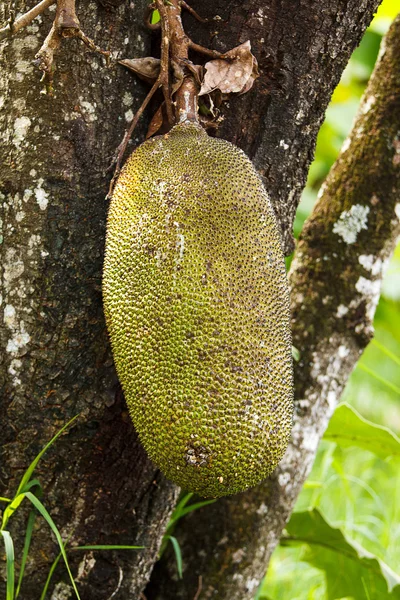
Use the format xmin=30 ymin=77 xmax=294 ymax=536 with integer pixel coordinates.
xmin=324 ymin=403 xmax=400 ymax=458
xmin=282 ymin=510 xmax=400 ymax=599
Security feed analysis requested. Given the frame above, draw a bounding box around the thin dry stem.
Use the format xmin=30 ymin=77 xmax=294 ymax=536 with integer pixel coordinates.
xmin=193 ymin=575 xmax=203 ymax=600
xmin=0 ymin=0 xmax=56 ymax=41
xmin=107 ymin=77 xmax=162 ymax=196
xmin=180 ymin=1 xmax=207 ymax=23
xmin=34 ymin=20 xmax=61 ymax=75
xmin=188 ymin=40 xmax=223 ymax=59
xmin=156 ymin=0 xmax=174 ymax=125
xmin=77 ymin=30 xmax=111 ymax=63
xmin=56 ymin=0 xmax=80 ymax=31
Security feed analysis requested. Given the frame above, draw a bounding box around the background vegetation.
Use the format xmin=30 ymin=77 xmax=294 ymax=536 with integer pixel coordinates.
xmin=258 ymin=2 xmax=400 ymax=598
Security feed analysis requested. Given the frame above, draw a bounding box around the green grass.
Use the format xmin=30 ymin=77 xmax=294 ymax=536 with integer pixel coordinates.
xmin=0 ymin=416 xmax=143 ymax=599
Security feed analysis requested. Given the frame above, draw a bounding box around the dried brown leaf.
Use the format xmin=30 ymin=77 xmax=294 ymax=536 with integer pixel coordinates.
xmin=199 ymin=41 xmax=259 ymax=96
xmin=146 ymin=104 xmax=164 ymax=139
xmin=119 ymin=57 xmax=160 ymax=85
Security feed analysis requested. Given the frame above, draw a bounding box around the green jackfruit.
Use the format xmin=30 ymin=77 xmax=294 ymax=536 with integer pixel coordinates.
xmin=103 ymin=122 xmax=293 ymax=498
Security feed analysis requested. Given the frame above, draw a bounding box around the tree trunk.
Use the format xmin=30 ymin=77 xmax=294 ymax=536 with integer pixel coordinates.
xmin=0 ymin=2 xmax=180 ymax=598
xmin=0 ymin=0 xmax=392 ymax=599
xmin=147 ymin=12 xmax=400 ymax=600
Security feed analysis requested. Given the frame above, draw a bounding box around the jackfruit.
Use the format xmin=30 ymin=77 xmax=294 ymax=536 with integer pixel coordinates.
xmin=103 ymin=122 xmax=293 ymax=498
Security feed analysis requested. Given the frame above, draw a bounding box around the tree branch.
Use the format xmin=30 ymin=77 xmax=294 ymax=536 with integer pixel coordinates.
xmin=146 ymin=12 xmax=400 ymax=600
xmin=0 ymin=0 xmax=56 ymax=41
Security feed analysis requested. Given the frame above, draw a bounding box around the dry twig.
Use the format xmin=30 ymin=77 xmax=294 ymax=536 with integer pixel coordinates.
xmin=0 ymin=0 xmax=56 ymax=41
xmin=193 ymin=575 xmax=203 ymax=600
xmin=33 ymin=0 xmax=110 ymax=90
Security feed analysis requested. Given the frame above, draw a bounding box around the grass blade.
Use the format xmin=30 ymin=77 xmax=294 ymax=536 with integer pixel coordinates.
xmin=168 ymin=499 xmax=216 ymax=529
xmin=16 ymin=415 xmax=79 ymax=498
xmin=1 ymin=530 xmax=15 ymax=600
xmin=21 ymin=479 xmax=43 ymax=494
xmin=25 ymin=492 xmax=81 ymax=600
xmin=2 ymin=492 xmax=27 ymax=530
xmin=38 ymin=545 xmax=143 ymax=600
xmin=0 ymin=496 xmax=11 ymax=503
xmin=371 ymin=339 xmax=400 ymax=368
xmin=358 ymin=363 xmax=400 ymax=395
xmin=16 ymin=509 xmax=36 ymax=598
xmin=166 ymin=535 xmax=183 ymax=579
xmin=40 ymin=551 xmax=62 ymax=600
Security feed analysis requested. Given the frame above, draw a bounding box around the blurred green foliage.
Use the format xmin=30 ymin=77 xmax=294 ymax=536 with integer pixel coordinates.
xmin=259 ymin=2 xmax=400 ymax=599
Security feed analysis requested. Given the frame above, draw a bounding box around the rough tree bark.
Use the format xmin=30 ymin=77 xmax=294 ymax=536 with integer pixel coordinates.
xmin=0 ymin=0 xmax=392 ymax=599
xmin=147 ymin=13 xmax=400 ymax=600
xmin=0 ymin=2 xmax=181 ymax=599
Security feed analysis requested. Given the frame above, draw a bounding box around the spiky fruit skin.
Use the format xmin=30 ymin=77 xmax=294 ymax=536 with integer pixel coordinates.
xmin=103 ymin=122 xmax=293 ymax=498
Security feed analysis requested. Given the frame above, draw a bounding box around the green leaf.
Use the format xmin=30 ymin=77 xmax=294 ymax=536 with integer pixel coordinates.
xmin=2 ymin=482 xmax=41 ymax=532
xmin=292 ymin=346 xmax=301 ymax=362
xmin=16 ymin=509 xmax=36 ymax=598
xmin=151 ymin=9 xmax=160 ymax=24
xmin=25 ymin=492 xmax=81 ymax=600
xmin=1 ymin=530 xmax=15 ymax=600
xmin=40 ymin=551 xmax=62 ymax=600
xmin=2 ymin=492 xmax=28 ymax=530
xmin=165 ymin=535 xmax=183 ymax=579
xmin=282 ymin=509 xmax=400 ymax=599
xmin=324 ymin=403 xmax=400 ymax=458
xmin=16 ymin=415 xmax=79 ymax=498
xmin=0 ymin=496 xmax=11 ymax=503
xmin=358 ymin=364 xmax=400 ymax=396
xmin=167 ymin=498 xmax=216 ymax=529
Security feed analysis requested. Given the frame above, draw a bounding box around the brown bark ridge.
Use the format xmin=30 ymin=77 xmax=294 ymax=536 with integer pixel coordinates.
xmin=0 ymin=1 xmax=180 ymax=599
xmin=146 ymin=12 xmax=400 ymax=600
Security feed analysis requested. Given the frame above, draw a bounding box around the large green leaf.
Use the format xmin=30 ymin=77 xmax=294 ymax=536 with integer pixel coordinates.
xmin=282 ymin=509 xmax=400 ymax=599
xmin=324 ymin=403 xmax=400 ymax=458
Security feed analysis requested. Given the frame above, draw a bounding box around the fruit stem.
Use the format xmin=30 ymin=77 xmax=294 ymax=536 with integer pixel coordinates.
xmin=158 ymin=0 xmax=199 ymax=123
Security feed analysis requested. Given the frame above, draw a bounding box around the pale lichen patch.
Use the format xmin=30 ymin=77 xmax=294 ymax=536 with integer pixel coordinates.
xmin=50 ymin=582 xmax=73 ymax=600
xmin=4 ymin=304 xmax=16 ymax=328
xmin=340 ymin=137 xmax=351 ymax=154
xmin=125 ymin=109 xmax=134 ymax=122
xmin=245 ymin=578 xmax=260 ymax=593
xmin=4 ymin=249 xmax=25 ymax=283
xmin=332 ymin=204 xmax=370 ymax=244
xmin=232 ymin=548 xmax=246 ymax=563
xmin=358 ymin=254 xmax=382 ymax=276
xmin=13 ymin=116 xmax=31 ymax=148
xmin=336 ymin=304 xmax=349 ymax=318
xmin=34 ymin=179 xmax=49 ymax=210
xmin=361 ymin=95 xmax=375 ymax=114
xmin=355 ymin=276 xmax=381 ymax=321
xmin=6 ymin=326 xmax=31 ymax=355
xmin=122 ymin=91 xmax=133 ymax=106
xmin=79 ymin=99 xmax=97 ymax=122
